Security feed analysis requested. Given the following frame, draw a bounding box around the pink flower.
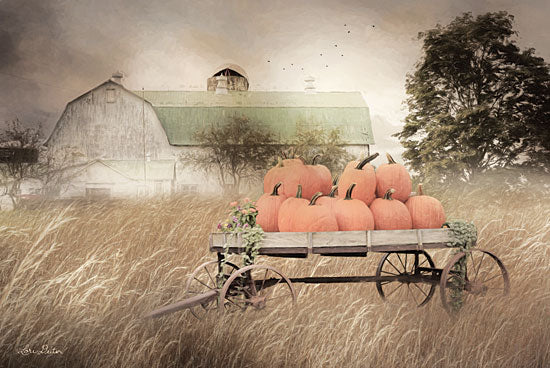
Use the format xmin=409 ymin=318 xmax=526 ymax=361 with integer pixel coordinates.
xmin=249 ymin=208 xmax=257 ymax=213
xmin=243 ymin=197 xmax=250 ymax=203
xmin=230 ymin=201 xmax=238 ymax=207
xmin=241 ymin=209 xmax=248 ymax=214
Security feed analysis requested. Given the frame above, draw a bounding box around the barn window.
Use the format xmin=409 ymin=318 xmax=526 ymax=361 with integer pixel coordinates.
xmin=178 ymin=184 xmax=198 ymax=193
xmin=106 ymin=88 xmax=116 ymax=103
xmin=154 ymin=181 xmax=163 ymax=194
xmin=86 ymin=188 xmax=111 ymax=199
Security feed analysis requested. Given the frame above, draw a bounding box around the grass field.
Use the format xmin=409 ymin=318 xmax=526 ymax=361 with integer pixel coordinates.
xmin=1 ymin=174 xmax=549 ymax=367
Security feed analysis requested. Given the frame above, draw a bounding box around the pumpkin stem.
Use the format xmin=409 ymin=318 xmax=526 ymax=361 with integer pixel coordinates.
xmin=309 ymin=192 xmax=324 ymax=205
xmin=356 ymin=152 xmax=379 ymax=169
xmin=311 ymin=154 xmax=322 ymax=165
xmin=386 ymin=152 xmax=396 ymax=164
xmin=296 ymin=184 xmax=303 ymax=198
xmin=271 ymin=182 xmax=282 ymax=196
xmin=276 ymin=156 xmax=283 ymax=167
xmin=332 ymin=174 xmax=339 ymax=186
xmin=295 ymin=155 xmax=306 ymax=164
xmin=344 ymin=183 xmax=356 ymax=200
xmin=383 ymin=188 xmax=396 ymax=200
xmin=328 ymin=185 xmax=338 ymax=198
xmin=417 ymin=183 xmax=424 ymax=196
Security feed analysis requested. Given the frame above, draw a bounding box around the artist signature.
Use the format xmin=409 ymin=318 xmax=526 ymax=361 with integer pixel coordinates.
xmin=16 ymin=345 xmax=63 ymax=356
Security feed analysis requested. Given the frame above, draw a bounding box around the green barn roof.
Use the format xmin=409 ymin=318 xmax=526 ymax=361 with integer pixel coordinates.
xmin=137 ymin=91 xmax=374 ymax=146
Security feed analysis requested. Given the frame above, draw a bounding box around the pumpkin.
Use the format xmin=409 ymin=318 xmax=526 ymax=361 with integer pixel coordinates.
xmin=333 ymin=183 xmax=374 ymax=231
xmin=316 ymin=185 xmax=339 ymax=217
xmin=405 ymin=184 xmax=446 ymax=229
xmin=376 ymin=153 xmax=412 ymax=202
xmin=278 ymin=184 xmax=309 ymax=232
xmin=290 ymin=192 xmax=339 ymax=232
xmin=265 ymin=156 xmax=331 ymax=200
xmin=370 ymin=188 xmax=412 ymax=230
xmin=256 ymin=182 xmax=287 ymax=232
xmin=338 ymin=153 xmax=379 ymax=206
xmin=309 ymin=155 xmax=333 ymax=196
xmin=263 ymin=157 xmax=303 ymax=194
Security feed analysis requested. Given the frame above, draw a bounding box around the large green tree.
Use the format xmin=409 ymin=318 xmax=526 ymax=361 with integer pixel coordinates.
xmin=396 ymin=11 xmax=550 ymax=181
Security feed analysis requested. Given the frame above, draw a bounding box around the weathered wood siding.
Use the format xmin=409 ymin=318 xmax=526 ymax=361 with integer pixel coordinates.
xmin=47 ymin=82 xmax=173 ymax=160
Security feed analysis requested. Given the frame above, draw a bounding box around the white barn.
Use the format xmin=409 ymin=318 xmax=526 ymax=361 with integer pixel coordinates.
xmin=45 ymin=66 xmax=375 ymax=198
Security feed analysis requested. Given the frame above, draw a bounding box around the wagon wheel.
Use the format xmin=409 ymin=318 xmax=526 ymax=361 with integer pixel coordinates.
xmin=184 ymin=260 xmax=240 ymax=319
xmin=218 ymin=265 xmax=296 ymax=315
xmin=375 ymin=251 xmax=436 ymax=307
xmin=440 ymin=249 xmax=510 ymax=313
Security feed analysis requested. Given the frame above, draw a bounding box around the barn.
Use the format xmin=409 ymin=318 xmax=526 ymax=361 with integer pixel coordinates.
xmin=45 ymin=64 xmax=375 ymax=198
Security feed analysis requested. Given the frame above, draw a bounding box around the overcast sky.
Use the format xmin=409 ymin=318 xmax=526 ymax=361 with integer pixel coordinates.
xmin=1 ymin=0 xmax=549 ymax=150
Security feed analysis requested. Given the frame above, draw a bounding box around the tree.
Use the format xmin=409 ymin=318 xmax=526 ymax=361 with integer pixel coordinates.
xmin=396 ymin=11 xmax=550 ymax=181
xmin=288 ymin=123 xmax=352 ymax=173
xmin=0 ymin=119 xmax=84 ymax=208
xmin=182 ymin=116 xmax=279 ymax=195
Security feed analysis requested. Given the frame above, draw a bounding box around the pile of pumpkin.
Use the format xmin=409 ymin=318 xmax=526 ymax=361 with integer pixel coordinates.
xmin=255 ymin=153 xmax=446 ymax=232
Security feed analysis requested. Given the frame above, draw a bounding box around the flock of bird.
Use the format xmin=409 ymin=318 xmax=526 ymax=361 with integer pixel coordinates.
xmin=266 ymin=23 xmax=375 ymax=73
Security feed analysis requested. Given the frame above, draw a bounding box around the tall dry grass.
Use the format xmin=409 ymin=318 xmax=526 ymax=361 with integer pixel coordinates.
xmin=0 ymin=175 xmax=549 ymax=368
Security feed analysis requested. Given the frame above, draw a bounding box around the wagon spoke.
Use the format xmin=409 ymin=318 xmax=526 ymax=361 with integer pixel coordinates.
xmin=404 ymin=254 xmax=408 ymax=272
xmin=381 ymin=270 xmax=399 ymax=276
xmin=469 ymin=252 xmax=477 ymax=279
xmin=396 ymin=254 xmax=406 ymax=270
xmin=386 ymin=283 xmax=404 ymax=298
xmin=481 ymin=273 xmax=503 ymax=284
xmin=204 ymin=266 xmax=216 ymax=287
xmin=260 ymin=268 xmax=269 ymax=291
xmin=264 ymin=277 xmax=283 ymax=298
xmin=224 ymin=297 xmax=246 ymax=310
xmin=194 ymin=277 xmax=214 ymax=290
xmin=413 ymin=283 xmax=429 ymax=298
xmin=407 ymin=284 xmax=419 ymax=305
xmin=474 ymin=253 xmax=486 ymax=282
xmin=386 ymin=258 xmax=403 ymax=274
xmin=418 ymin=257 xmax=429 ymax=267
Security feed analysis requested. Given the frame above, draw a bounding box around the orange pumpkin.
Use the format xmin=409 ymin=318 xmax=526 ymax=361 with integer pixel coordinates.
xmin=309 ymin=155 xmax=333 ymax=195
xmin=263 ymin=157 xmax=303 ymax=193
xmin=256 ymin=182 xmax=287 ymax=232
xmin=316 ymin=185 xmax=339 ymax=217
xmin=405 ymin=184 xmax=446 ymax=229
xmin=333 ymin=183 xmax=374 ymax=231
xmin=370 ymin=188 xmax=412 ymax=230
xmin=278 ymin=185 xmax=309 ymax=232
xmin=376 ymin=153 xmax=412 ymax=202
xmin=338 ymin=153 xmax=379 ymax=206
xmin=265 ymin=157 xmax=328 ymax=200
xmin=290 ymin=192 xmax=339 ymax=232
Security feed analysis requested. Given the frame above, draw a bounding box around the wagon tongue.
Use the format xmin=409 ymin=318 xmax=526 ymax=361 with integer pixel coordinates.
xmin=144 ymin=289 xmax=218 ymax=318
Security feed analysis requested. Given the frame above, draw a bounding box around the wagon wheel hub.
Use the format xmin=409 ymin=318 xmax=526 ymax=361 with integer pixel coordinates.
xmin=248 ymin=295 xmax=267 ymax=309
xmin=466 ymin=281 xmax=488 ymax=296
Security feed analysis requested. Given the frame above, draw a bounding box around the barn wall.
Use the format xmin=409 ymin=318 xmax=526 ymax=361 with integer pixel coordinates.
xmin=47 ymin=82 xmax=173 ymax=161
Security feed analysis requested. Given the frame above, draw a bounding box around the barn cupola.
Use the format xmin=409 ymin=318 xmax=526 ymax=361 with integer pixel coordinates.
xmin=111 ymin=71 xmax=124 ymax=85
xmin=207 ymin=64 xmax=249 ymax=92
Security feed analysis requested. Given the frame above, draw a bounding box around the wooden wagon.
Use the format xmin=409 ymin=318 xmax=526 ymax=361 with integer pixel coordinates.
xmin=146 ymin=228 xmax=510 ymax=319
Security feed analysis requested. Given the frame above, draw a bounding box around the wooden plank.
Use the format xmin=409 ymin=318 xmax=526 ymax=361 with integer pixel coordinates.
xmin=209 ymin=229 xmax=457 ymax=253
xmin=312 ymin=229 xmax=453 ymax=248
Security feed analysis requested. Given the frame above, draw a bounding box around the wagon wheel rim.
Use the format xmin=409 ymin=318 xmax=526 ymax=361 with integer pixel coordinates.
xmin=440 ymin=249 xmax=510 ymax=314
xmin=375 ymin=251 xmax=436 ymax=307
xmin=185 ymin=260 xmax=239 ymax=319
xmin=218 ymin=264 xmax=296 ymax=315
